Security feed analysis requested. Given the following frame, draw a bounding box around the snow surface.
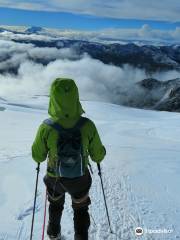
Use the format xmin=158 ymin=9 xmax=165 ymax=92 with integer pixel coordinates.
xmin=0 ymin=98 xmax=180 ymax=240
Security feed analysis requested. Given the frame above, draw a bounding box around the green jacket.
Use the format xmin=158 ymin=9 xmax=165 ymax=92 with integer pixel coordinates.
xmin=32 ymin=78 xmax=106 ymax=177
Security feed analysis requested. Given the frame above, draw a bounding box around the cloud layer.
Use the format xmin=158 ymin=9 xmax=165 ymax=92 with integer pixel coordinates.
xmin=1 ymin=24 xmax=180 ymax=44
xmin=0 ymin=38 xmax=179 ymax=105
xmin=0 ymin=39 xmax=81 ymax=73
xmin=0 ymin=0 xmax=179 ymax=22
xmin=0 ymin=40 xmax=146 ymax=102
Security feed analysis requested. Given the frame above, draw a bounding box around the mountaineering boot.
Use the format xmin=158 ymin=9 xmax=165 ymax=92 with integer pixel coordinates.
xmin=48 ymin=232 xmax=61 ymax=240
xmin=74 ymin=232 xmax=88 ymax=240
xmin=73 ymin=206 xmax=90 ymax=240
xmin=47 ymin=221 xmax=61 ymax=240
xmin=47 ymin=200 xmax=64 ymax=240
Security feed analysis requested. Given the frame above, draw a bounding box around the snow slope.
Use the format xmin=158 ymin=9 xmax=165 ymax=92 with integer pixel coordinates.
xmin=0 ymin=98 xmax=180 ymax=240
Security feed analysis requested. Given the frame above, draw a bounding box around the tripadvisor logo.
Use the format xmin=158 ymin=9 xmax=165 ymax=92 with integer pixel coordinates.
xmin=135 ymin=227 xmax=143 ymax=236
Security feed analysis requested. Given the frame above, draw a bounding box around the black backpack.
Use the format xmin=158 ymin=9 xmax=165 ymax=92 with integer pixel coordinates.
xmin=44 ymin=117 xmax=87 ymax=178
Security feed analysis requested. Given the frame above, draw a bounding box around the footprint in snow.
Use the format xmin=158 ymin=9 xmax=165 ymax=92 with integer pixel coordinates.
xmin=0 ymin=106 xmax=6 ymax=111
xmin=16 ymin=193 xmax=41 ymax=221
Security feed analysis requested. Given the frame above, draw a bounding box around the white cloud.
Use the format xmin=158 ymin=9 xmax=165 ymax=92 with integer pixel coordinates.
xmin=0 ymin=30 xmax=54 ymax=41
xmin=0 ymin=37 xmax=179 ymax=106
xmin=0 ymin=0 xmax=48 ymax=11
xmin=0 ymin=0 xmax=179 ymax=22
xmin=92 ymin=25 xmax=180 ymax=44
xmin=0 ymin=39 xmax=80 ymax=72
xmin=0 ymin=55 xmax=147 ymax=103
xmin=0 ymin=25 xmax=180 ymax=44
xmin=0 ymin=38 xmax=146 ymax=102
xmin=172 ymin=27 xmax=180 ymax=39
xmin=0 ymin=51 xmax=179 ymax=104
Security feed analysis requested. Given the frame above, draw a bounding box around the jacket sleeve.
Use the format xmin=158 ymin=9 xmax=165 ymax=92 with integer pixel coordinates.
xmin=32 ymin=124 xmax=49 ymax=163
xmin=88 ymin=120 xmax=106 ymax=163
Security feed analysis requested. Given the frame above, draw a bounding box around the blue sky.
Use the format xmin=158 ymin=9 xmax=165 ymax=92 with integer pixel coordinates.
xmin=0 ymin=7 xmax=179 ymax=31
xmin=0 ymin=0 xmax=179 ymax=31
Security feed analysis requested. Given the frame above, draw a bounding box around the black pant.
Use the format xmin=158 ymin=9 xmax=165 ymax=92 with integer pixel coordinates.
xmin=44 ymin=168 xmax=92 ymax=238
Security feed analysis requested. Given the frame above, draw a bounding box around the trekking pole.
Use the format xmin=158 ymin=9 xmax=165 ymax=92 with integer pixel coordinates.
xmin=30 ymin=163 xmax=40 ymax=240
xmin=97 ymin=163 xmax=113 ymax=233
xmin=41 ymin=189 xmax=48 ymax=240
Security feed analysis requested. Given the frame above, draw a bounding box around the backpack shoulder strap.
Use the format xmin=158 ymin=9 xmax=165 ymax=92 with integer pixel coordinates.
xmin=43 ymin=117 xmax=88 ymax=132
xmin=43 ymin=118 xmax=65 ymax=133
xmin=73 ymin=117 xmax=88 ymax=130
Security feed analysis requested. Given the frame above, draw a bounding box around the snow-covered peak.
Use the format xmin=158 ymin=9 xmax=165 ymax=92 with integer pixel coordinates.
xmin=25 ymin=26 xmax=44 ymax=34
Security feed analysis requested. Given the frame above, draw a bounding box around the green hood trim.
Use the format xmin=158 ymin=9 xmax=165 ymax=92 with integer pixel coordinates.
xmin=48 ymin=78 xmax=85 ymax=120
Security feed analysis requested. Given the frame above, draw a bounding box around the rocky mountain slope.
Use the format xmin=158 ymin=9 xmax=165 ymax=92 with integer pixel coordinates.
xmin=0 ymin=26 xmax=180 ymax=73
xmin=125 ymin=78 xmax=180 ymax=112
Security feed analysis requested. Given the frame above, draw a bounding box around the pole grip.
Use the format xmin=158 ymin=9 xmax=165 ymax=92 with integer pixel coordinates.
xmin=97 ymin=163 xmax=101 ymax=174
xmin=36 ymin=163 xmax=40 ymax=172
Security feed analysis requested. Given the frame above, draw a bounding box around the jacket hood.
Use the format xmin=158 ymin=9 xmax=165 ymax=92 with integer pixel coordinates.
xmin=48 ymin=78 xmax=84 ymax=120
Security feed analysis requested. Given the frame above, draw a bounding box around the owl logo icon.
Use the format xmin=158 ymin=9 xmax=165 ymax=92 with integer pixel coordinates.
xmin=135 ymin=227 xmax=143 ymax=236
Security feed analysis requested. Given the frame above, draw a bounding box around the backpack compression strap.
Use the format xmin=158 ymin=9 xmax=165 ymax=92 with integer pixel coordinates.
xmin=43 ymin=117 xmax=88 ymax=133
xmin=72 ymin=117 xmax=88 ymax=131
xmin=43 ymin=118 xmax=65 ymax=133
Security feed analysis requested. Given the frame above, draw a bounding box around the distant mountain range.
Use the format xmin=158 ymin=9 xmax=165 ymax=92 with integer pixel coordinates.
xmin=0 ymin=26 xmax=180 ymax=113
xmin=10 ymin=39 xmax=180 ymax=72
xmin=0 ymin=25 xmax=180 ymax=73
xmin=1 ymin=25 xmax=177 ymax=46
